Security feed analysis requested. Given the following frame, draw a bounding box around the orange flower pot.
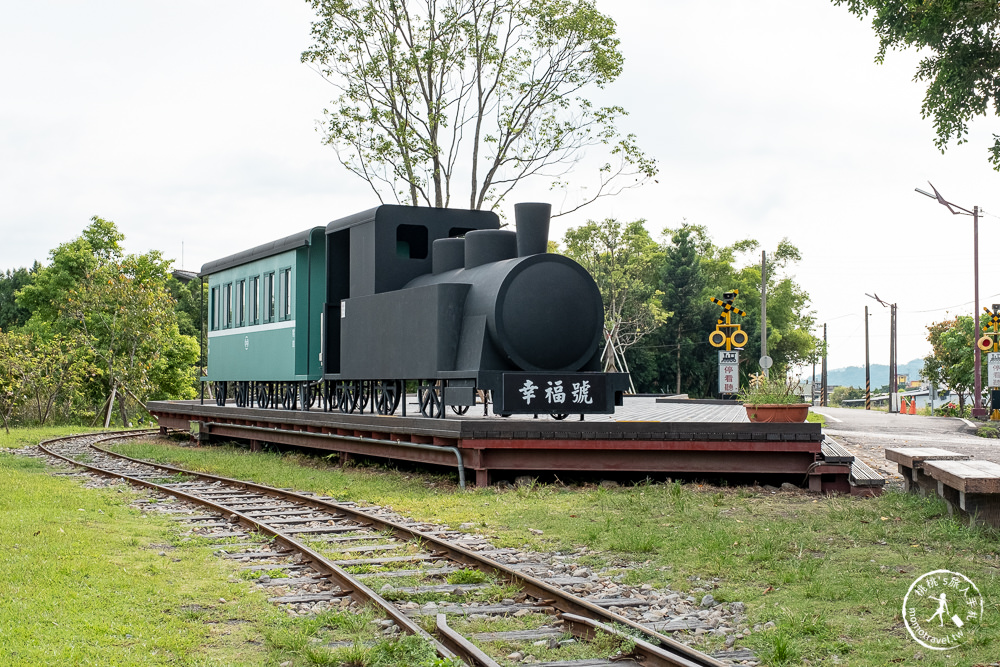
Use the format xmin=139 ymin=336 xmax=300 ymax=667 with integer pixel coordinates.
xmin=744 ymin=403 xmax=810 ymax=423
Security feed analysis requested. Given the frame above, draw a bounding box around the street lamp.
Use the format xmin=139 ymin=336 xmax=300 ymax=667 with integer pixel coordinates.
xmin=914 ymin=182 xmax=984 ymax=417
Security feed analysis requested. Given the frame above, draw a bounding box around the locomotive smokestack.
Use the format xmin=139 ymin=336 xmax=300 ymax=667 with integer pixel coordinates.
xmin=432 ymin=238 xmax=465 ymax=274
xmin=514 ymin=202 xmax=551 ymax=257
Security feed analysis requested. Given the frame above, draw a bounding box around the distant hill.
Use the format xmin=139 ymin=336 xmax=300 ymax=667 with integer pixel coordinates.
xmin=825 ymin=359 xmax=925 ymax=388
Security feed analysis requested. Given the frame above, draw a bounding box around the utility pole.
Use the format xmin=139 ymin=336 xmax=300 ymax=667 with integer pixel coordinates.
xmin=812 ymin=360 xmax=817 ymax=406
xmin=866 ymin=293 xmax=897 ymax=412
xmin=822 ymin=323 xmax=828 ymax=407
xmin=915 ymin=183 xmax=984 ymax=417
xmin=891 ymin=303 xmax=898 ymax=412
xmin=865 ymin=305 xmax=871 ymax=410
xmin=761 ymin=251 xmax=768 ymax=378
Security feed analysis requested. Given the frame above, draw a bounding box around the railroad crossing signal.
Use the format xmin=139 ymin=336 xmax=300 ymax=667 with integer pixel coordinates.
xmin=709 ymin=290 xmax=748 ymax=350
xmin=979 ymin=306 xmax=1000 ymax=352
xmin=981 ymin=306 xmax=1000 ymax=421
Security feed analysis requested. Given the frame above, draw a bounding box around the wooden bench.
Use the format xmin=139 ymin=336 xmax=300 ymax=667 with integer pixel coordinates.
xmin=922 ymin=460 xmax=1000 ymax=529
xmin=885 ymin=447 xmax=971 ymax=496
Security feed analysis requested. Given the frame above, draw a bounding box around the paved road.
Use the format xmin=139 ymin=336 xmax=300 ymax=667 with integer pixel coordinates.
xmin=810 ymin=406 xmax=998 ymax=481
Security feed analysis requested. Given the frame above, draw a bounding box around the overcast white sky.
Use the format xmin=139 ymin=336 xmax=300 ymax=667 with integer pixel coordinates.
xmin=2 ymin=1 xmax=998 ymax=373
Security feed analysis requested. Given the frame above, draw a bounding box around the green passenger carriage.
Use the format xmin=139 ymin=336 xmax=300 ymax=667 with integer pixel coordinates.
xmin=201 ymin=228 xmax=326 ymax=409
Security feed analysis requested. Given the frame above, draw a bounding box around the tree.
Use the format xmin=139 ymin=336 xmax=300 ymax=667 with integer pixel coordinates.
xmin=0 ymin=329 xmax=34 ymax=433
xmin=17 ymin=219 xmax=120 ymax=325
xmin=562 ymin=218 xmax=669 ymax=378
xmin=62 ymin=251 xmax=196 ymax=425
xmin=18 ymin=217 xmax=198 ymax=424
xmin=834 ymin=0 xmax=1000 ymax=168
xmin=22 ymin=329 xmax=89 ymax=425
xmin=302 ymin=0 xmax=655 ymax=212
xmin=830 ymin=385 xmax=864 ymax=407
xmin=658 ymin=225 xmax=712 ymax=395
xmin=626 ymin=227 xmax=818 ymax=396
xmin=168 ymin=275 xmax=206 ymax=340
xmin=0 ymin=265 xmax=38 ymax=331
xmin=922 ymin=315 xmax=984 ymax=413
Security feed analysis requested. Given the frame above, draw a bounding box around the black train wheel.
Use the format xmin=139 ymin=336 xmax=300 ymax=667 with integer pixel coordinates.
xmin=418 ymin=381 xmax=444 ymax=419
xmin=233 ymin=382 xmax=249 ymax=408
xmin=337 ymin=381 xmax=358 ymax=414
xmin=374 ymin=380 xmax=402 ymax=415
xmin=355 ymin=381 xmax=371 ymax=412
xmin=256 ymin=383 xmax=270 ymax=409
xmin=451 ymin=405 xmax=470 ymax=416
xmin=551 ymin=413 xmax=569 ymax=420
xmin=215 ymin=382 xmax=228 ymax=407
xmin=280 ymin=383 xmax=298 ymax=410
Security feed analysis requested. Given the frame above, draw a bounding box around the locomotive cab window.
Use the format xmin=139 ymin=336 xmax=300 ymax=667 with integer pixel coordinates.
xmin=249 ymin=275 xmax=260 ymax=325
xmin=236 ymin=279 xmax=246 ymax=327
xmin=279 ymin=267 xmax=292 ymax=320
xmin=264 ymin=272 xmax=275 ymax=323
xmin=396 ymin=224 xmax=428 ymax=259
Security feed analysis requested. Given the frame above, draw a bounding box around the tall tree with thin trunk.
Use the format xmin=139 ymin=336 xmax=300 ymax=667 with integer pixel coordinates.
xmin=302 ymin=0 xmax=656 ymax=212
xmin=659 ymin=225 xmax=709 ymax=395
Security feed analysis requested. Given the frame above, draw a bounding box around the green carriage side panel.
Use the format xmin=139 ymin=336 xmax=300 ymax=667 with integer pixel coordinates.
xmin=296 ymin=228 xmax=327 ymax=378
xmin=202 ymin=227 xmax=326 ymax=383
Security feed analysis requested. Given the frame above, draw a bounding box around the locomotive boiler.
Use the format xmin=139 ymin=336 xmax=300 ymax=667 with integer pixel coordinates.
xmin=201 ymin=203 xmax=629 ymax=417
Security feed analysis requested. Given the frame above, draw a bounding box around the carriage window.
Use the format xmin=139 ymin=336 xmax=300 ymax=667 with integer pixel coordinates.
xmin=236 ymin=279 xmax=246 ymax=327
xmin=396 ymin=224 xmax=428 ymax=259
xmin=264 ymin=272 xmax=275 ymax=323
xmin=280 ymin=267 xmax=292 ymax=320
xmin=224 ymin=283 xmax=233 ymax=329
xmin=210 ymin=286 xmax=220 ymax=331
xmin=249 ymin=276 xmax=260 ymax=325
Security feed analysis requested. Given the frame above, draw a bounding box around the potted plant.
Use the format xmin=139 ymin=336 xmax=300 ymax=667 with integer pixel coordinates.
xmin=738 ymin=373 xmax=809 ymax=423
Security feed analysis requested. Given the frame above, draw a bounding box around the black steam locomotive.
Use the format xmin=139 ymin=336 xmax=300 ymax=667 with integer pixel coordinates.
xmin=200 ymin=203 xmax=629 ymax=417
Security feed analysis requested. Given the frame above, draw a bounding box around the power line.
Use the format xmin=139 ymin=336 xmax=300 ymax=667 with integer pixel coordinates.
xmin=903 ymin=292 xmax=1000 ymax=314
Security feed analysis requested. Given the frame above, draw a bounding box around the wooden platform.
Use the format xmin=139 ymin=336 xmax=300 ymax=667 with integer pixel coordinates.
xmin=885 ymin=447 xmax=973 ymax=495
xmin=146 ymin=397 xmax=859 ymax=491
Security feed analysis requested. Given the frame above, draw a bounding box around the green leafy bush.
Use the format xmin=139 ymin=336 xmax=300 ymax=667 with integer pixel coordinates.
xmin=738 ymin=373 xmax=803 ymax=405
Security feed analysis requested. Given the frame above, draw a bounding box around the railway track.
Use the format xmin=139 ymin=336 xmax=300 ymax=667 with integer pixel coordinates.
xmin=38 ymin=431 xmax=737 ymax=667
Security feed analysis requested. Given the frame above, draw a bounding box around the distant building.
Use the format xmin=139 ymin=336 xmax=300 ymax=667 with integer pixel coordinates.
xmin=172 ymin=269 xmax=199 ymax=283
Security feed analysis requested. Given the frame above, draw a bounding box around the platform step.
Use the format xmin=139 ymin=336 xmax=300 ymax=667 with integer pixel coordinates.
xmin=850 ymin=458 xmax=885 ymax=488
xmin=821 ymin=437 xmax=854 ymax=464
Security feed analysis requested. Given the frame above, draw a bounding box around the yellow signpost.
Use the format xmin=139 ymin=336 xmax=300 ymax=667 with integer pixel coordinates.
xmin=710 ymin=290 xmax=748 ymax=398
xmin=709 ymin=290 xmax=748 ymax=351
xmin=980 ymin=307 xmax=1000 ymax=420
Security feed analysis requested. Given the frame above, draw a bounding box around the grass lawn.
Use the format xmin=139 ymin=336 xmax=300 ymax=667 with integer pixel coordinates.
xmin=805 ymin=411 xmax=825 ymax=427
xmin=0 ymin=425 xmax=127 ymax=449
xmin=0 ymin=434 xmax=459 ymax=667
xmin=106 ymin=437 xmax=1000 ymax=667
xmin=4 ymin=428 xmax=999 ymax=666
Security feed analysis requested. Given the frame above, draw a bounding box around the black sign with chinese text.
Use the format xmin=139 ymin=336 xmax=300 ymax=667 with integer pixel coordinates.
xmin=500 ymin=373 xmax=608 ymax=413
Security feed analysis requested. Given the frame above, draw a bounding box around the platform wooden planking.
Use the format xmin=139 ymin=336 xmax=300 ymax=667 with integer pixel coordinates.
xmin=885 ymin=447 xmax=972 ymax=496
xmin=146 ymin=398 xmax=846 ymax=490
xmin=885 ymin=447 xmax=973 ymax=468
xmin=923 ymin=459 xmax=1000 ymax=495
